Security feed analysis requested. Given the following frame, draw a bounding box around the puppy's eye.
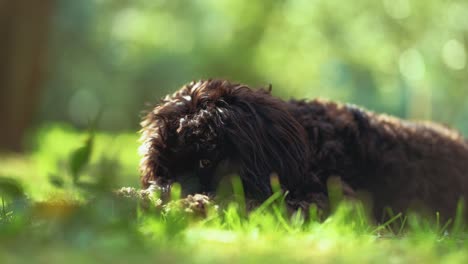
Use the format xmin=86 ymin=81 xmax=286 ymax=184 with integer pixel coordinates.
xmin=199 ymin=159 xmax=212 ymax=169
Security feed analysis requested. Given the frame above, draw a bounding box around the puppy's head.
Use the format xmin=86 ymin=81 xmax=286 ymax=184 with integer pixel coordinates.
xmin=139 ymin=80 xmax=308 ymax=200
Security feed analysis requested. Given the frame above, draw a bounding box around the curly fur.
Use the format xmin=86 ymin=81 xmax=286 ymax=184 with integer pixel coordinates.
xmin=139 ymin=79 xmax=468 ymax=220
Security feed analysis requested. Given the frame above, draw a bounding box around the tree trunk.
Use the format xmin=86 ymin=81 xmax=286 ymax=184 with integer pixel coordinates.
xmin=0 ymin=0 xmax=55 ymax=152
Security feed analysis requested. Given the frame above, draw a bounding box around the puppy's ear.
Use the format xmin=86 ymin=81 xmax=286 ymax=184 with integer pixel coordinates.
xmin=223 ymin=88 xmax=309 ymax=199
xmin=139 ymin=112 xmax=168 ymax=189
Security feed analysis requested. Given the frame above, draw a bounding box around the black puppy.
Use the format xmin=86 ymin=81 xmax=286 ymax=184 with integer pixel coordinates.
xmin=139 ymin=79 xmax=468 ymax=219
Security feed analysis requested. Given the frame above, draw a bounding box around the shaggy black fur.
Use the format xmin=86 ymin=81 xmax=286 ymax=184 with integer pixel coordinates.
xmin=139 ymin=79 xmax=468 ymax=220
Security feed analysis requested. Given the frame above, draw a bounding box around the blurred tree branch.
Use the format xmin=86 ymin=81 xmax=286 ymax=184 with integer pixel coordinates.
xmin=0 ymin=0 xmax=55 ymax=151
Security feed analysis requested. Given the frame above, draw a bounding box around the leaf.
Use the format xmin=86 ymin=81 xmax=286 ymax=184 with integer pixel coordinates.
xmin=0 ymin=177 xmax=25 ymax=199
xmin=48 ymin=174 xmax=65 ymax=188
xmin=69 ymin=133 xmax=94 ymax=183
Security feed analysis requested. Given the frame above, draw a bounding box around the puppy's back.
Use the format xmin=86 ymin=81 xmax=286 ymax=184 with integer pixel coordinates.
xmin=287 ymin=98 xmax=468 ymax=219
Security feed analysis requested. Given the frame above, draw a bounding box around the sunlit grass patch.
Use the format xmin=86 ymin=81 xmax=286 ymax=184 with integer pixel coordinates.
xmin=1 ymin=124 xmax=140 ymax=199
xmin=0 ymin=125 xmax=467 ymax=263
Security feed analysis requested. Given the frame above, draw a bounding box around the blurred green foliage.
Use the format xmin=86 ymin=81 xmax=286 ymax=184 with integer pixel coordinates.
xmin=0 ymin=125 xmax=138 ymax=199
xmin=41 ymin=0 xmax=468 ymax=132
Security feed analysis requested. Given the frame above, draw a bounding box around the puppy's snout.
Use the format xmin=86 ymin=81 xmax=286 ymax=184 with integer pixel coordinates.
xmin=177 ymin=172 xmax=203 ymax=197
xmin=147 ymin=173 xmax=204 ymax=201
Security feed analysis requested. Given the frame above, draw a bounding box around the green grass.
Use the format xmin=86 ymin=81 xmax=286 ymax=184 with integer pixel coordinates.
xmin=0 ymin=124 xmax=467 ymax=264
